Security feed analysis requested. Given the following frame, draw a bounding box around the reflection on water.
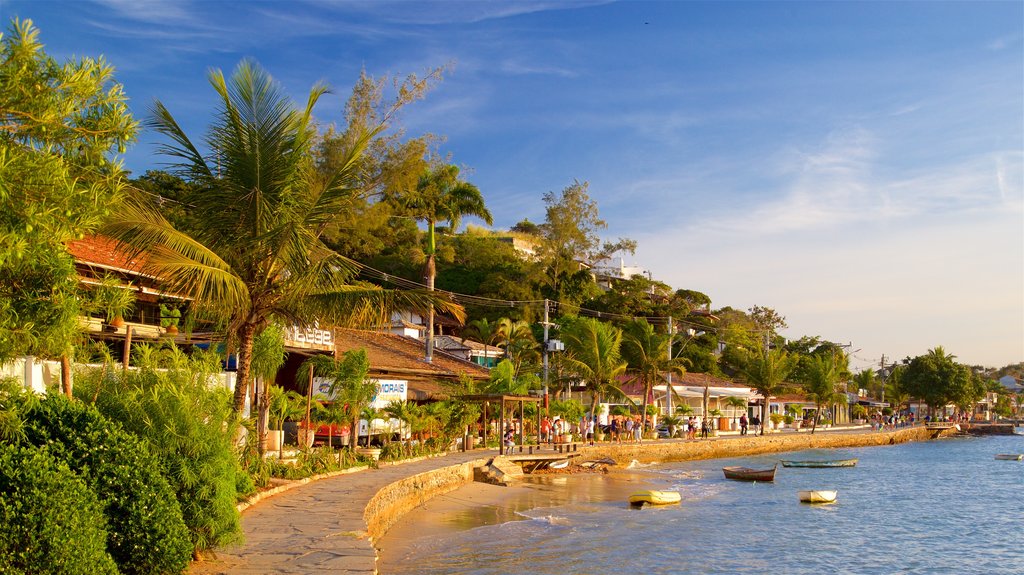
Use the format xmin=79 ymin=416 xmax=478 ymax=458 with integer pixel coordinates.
xmin=383 ymin=431 xmax=1024 ymax=575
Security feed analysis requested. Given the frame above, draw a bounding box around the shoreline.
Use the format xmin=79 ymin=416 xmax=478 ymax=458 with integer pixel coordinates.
xmin=374 ymin=426 xmax=943 ymax=572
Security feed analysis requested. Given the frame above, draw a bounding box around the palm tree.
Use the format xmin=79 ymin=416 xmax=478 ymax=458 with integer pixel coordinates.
xmin=496 ymin=318 xmax=540 ymax=378
xmin=801 ymin=353 xmax=844 ymax=434
xmin=724 ymin=396 xmax=748 ymax=429
xmin=740 ymin=346 xmax=798 ymax=435
xmin=399 ymin=164 xmax=492 ymax=362
xmin=301 ymin=349 xmax=376 ymax=451
xmin=621 ymin=319 xmax=686 ymax=431
xmin=559 ymin=317 xmax=628 ymax=422
xmin=104 ymin=61 xmax=462 ymax=413
xmin=462 ymin=317 xmax=505 ymax=368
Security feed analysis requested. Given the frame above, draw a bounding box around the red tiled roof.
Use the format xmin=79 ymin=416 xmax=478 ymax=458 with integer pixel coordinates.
xmin=67 ymin=235 xmax=148 ymax=274
xmin=334 ymin=328 xmax=490 ymax=381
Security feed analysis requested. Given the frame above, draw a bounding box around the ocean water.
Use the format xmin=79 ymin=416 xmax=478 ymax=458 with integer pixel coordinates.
xmin=385 ymin=430 xmax=1024 ymax=575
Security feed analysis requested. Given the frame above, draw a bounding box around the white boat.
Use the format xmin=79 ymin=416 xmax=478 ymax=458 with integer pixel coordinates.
xmin=994 ymin=454 xmax=1023 ymax=461
xmin=548 ymin=459 xmax=570 ymax=469
xmin=629 ymin=490 xmax=682 ymax=506
xmin=798 ymin=490 xmax=837 ymax=504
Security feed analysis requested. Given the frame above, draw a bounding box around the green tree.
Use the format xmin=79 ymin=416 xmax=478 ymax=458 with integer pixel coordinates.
xmin=302 ymin=350 xmax=376 ymax=448
xmin=739 ymin=346 xmax=798 ymax=435
xmin=395 ymin=163 xmax=492 ymax=362
xmin=462 ymin=317 xmax=505 ymax=367
xmin=621 ymin=319 xmax=687 ymax=427
xmin=104 ymin=60 xmax=462 ymax=412
xmin=496 ymin=318 xmax=540 ymax=378
xmin=902 ymin=346 xmax=975 ymax=417
xmin=0 ymin=19 xmax=137 ymax=387
xmin=800 ymin=353 xmax=846 ymax=434
xmin=250 ymin=324 xmax=287 ymax=454
xmin=559 ymin=316 xmax=628 ymax=422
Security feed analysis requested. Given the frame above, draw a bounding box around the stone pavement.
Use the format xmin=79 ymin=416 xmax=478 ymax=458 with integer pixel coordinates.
xmin=189 ymin=449 xmax=498 ymax=575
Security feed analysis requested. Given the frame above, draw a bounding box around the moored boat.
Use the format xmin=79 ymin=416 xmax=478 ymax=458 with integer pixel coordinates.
xmin=628 ymin=490 xmax=682 ymax=506
xmin=798 ymin=490 xmax=837 ymax=504
xmin=723 ymin=464 xmax=777 ymax=482
xmin=547 ymin=459 xmax=570 ymax=469
xmin=994 ymin=454 xmax=1023 ymax=461
xmin=780 ymin=458 xmax=858 ymax=468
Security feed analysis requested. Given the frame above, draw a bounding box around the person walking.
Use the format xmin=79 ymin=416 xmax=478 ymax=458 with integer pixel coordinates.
xmin=739 ymin=413 xmax=748 ymax=436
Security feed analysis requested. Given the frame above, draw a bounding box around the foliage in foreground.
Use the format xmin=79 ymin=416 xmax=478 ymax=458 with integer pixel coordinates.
xmin=75 ymin=347 xmax=246 ymax=553
xmin=0 ymin=443 xmax=119 ymax=575
xmin=18 ymin=393 xmax=192 ymax=575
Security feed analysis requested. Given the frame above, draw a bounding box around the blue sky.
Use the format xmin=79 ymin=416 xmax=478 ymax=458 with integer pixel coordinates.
xmin=5 ymin=0 xmax=1022 ymax=370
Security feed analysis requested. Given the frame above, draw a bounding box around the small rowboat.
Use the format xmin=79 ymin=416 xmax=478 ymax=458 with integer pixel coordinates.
xmin=547 ymin=459 xmax=570 ymax=469
xmin=994 ymin=454 xmax=1023 ymax=461
xmin=629 ymin=490 xmax=681 ymax=506
xmin=781 ymin=459 xmax=858 ymax=468
xmin=723 ymin=464 xmax=777 ymax=482
xmin=798 ymin=490 xmax=837 ymax=504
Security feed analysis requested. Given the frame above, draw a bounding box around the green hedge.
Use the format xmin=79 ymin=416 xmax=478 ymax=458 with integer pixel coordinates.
xmin=21 ymin=394 xmax=192 ymax=575
xmin=0 ymin=444 xmax=118 ymax=575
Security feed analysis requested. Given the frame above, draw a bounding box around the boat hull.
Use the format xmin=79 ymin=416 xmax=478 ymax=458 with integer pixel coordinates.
xmin=781 ymin=459 xmax=858 ymax=468
xmin=722 ymin=465 xmax=777 ymax=482
xmin=629 ymin=490 xmax=681 ymax=506
xmin=994 ymin=454 xmax=1023 ymax=461
xmin=798 ymin=490 xmax=837 ymax=503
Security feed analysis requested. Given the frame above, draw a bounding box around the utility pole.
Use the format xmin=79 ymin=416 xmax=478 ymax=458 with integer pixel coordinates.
xmin=542 ymin=298 xmax=550 ymax=414
xmin=879 ymin=354 xmax=887 ymax=405
xmin=666 ymin=316 xmax=673 ymax=418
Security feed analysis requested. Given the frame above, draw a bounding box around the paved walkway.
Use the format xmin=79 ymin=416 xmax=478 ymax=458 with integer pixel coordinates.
xmin=190 ymin=449 xmax=498 ymax=575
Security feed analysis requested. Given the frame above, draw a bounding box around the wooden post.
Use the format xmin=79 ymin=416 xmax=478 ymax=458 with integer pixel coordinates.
xmin=303 ymin=364 xmax=313 ymax=448
xmin=499 ymin=399 xmax=506 ymax=455
xmin=483 ymin=401 xmax=489 ymax=451
xmin=122 ymin=328 xmax=133 ymax=371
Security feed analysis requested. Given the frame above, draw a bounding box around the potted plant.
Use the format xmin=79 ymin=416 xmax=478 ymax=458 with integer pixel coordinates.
xmin=93 ymin=274 xmax=136 ymax=328
xmin=159 ymin=303 xmax=182 ymax=335
xmin=709 ymin=408 xmax=726 ymax=433
xmin=662 ymin=414 xmax=683 ymax=438
xmin=769 ymin=412 xmax=785 ymax=431
xmin=784 ymin=414 xmax=795 ymax=428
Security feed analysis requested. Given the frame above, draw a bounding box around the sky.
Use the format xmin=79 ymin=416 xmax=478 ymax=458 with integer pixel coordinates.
xmin=4 ymin=0 xmax=1022 ymax=371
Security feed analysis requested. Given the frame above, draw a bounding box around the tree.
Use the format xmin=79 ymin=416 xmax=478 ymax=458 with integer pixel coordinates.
xmin=559 ymin=316 xmax=628 ymax=421
xmin=104 ymin=60 xmax=462 ymax=413
xmin=739 ymin=346 xmax=798 ymax=435
xmin=621 ymin=319 xmax=687 ymax=429
xmin=462 ymin=317 xmax=504 ymax=367
xmin=800 ymin=353 xmax=845 ymax=434
xmin=0 ymin=19 xmax=137 ymax=386
xmin=902 ymin=346 xmax=973 ymax=418
xmin=395 ymin=163 xmax=492 ymax=362
xmin=302 ymin=350 xmax=376 ymax=448
xmin=536 ymin=180 xmax=634 ymax=304
xmin=495 ymin=318 xmax=540 ymax=379
xmin=249 ymin=324 xmax=287 ymax=454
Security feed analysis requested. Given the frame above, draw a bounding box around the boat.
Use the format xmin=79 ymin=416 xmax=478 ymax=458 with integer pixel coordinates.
xmin=629 ymin=490 xmax=682 ymax=506
xmin=780 ymin=458 xmax=858 ymax=468
xmin=547 ymin=459 xmax=570 ymax=469
xmin=994 ymin=454 xmax=1023 ymax=461
xmin=722 ymin=464 xmax=777 ymax=482
xmin=798 ymin=490 xmax=838 ymax=504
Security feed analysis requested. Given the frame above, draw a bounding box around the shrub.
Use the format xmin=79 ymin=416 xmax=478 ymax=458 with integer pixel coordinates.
xmin=77 ymin=354 xmax=244 ymax=553
xmin=0 ymin=444 xmax=118 ymax=575
xmin=21 ymin=394 xmax=192 ymax=575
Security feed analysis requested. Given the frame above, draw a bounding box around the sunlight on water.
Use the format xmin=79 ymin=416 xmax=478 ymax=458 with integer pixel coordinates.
xmin=387 ymin=431 xmax=1024 ymax=575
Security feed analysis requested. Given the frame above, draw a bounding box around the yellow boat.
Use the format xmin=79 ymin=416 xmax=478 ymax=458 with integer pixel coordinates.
xmin=798 ymin=490 xmax=837 ymax=504
xmin=628 ymin=490 xmax=681 ymax=506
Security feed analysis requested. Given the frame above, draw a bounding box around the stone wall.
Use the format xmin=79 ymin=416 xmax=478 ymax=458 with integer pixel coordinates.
xmin=577 ymin=426 xmax=937 ymax=465
xmin=364 ymin=457 xmax=490 ymax=543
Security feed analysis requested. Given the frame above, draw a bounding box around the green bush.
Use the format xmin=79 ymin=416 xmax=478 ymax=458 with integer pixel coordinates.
xmin=0 ymin=444 xmax=118 ymax=575
xmin=21 ymin=394 xmax=192 ymax=575
xmin=76 ymin=355 xmax=244 ymax=553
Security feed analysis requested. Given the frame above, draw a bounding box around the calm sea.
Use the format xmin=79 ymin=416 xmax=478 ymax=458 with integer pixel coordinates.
xmin=383 ymin=430 xmax=1024 ymax=575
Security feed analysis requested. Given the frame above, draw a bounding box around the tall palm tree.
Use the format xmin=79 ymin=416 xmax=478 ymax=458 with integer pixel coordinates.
xmin=801 ymin=353 xmax=844 ymax=434
xmin=104 ymin=61 xmax=462 ymax=413
xmin=621 ymin=319 xmax=686 ymax=429
xmin=399 ymin=164 xmax=492 ymax=362
xmin=301 ymin=349 xmax=376 ymax=451
xmin=724 ymin=396 xmax=748 ymax=429
xmin=740 ymin=346 xmax=798 ymax=435
xmin=559 ymin=317 xmax=628 ymax=422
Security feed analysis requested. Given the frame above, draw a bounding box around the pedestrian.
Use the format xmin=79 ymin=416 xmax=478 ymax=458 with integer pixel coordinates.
xmin=586 ymin=417 xmax=595 ymax=445
xmin=633 ymin=416 xmax=643 ymax=444
xmin=624 ymin=417 xmax=634 ymax=443
xmin=739 ymin=413 xmax=748 ymax=436
xmin=700 ymin=416 xmax=710 ymax=439
xmin=751 ymin=414 xmax=760 ymax=435
xmin=610 ymin=416 xmax=620 ymax=443
xmin=540 ymin=416 xmax=551 ymax=444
